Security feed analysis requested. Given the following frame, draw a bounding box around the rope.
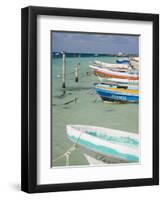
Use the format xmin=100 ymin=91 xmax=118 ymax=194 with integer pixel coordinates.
xmin=53 ymin=128 xmax=84 ymax=165
xmin=52 ymin=144 xmax=77 ymax=164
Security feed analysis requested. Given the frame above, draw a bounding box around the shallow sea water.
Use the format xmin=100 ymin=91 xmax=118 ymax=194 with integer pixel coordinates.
xmin=51 ymin=55 xmax=139 ymax=167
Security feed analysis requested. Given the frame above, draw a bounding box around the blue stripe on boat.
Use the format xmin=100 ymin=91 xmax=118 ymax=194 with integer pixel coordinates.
xmin=116 ymin=60 xmax=129 ymax=64
xmin=96 ymin=87 xmax=139 ymax=102
xmin=69 ymin=135 xmax=139 ymax=162
xmin=86 ymin=130 xmax=139 ymax=147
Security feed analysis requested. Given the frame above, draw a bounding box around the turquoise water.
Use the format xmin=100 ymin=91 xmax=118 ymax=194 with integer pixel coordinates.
xmin=51 ymin=55 xmax=139 ymax=166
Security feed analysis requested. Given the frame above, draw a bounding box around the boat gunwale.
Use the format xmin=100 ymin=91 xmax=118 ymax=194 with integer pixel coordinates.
xmin=66 ymin=125 xmax=139 ymax=160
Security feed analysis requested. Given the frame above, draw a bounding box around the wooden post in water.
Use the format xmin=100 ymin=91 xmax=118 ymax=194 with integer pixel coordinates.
xmin=62 ymin=51 xmax=66 ymax=94
xmin=75 ymin=63 xmax=79 ymax=82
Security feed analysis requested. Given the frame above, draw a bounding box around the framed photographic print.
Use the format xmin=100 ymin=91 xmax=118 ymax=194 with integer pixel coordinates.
xmin=21 ymin=6 xmax=159 ymax=193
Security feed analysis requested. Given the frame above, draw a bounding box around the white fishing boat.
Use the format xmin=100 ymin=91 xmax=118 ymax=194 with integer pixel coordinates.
xmin=94 ymin=60 xmax=129 ymax=69
xmin=97 ymin=77 xmax=139 ymax=86
xmin=66 ymin=125 xmax=139 ymax=163
xmin=89 ymin=65 xmax=139 ymax=80
xmin=97 ymin=83 xmax=138 ymax=90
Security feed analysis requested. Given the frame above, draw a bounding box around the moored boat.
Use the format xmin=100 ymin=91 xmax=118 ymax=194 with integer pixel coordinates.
xmin=97 ymin=83 xmax=138 ymax=90
xmin=94 ymin=60 xmax=129 ymax=69
xmin=97 ymin=77 xmax=139 ymax=86
xmin=95 ymin=84 xmax=139 ymax=103
xmin=90 ymin=64 xmax=128 ymax=72
xmin=66 ymin=125 xmax=139 ymax=163
xmin=90 ymin=65 xmax=139 ymax=80
xmin=116 ymin=59 xmax=129 ymax=64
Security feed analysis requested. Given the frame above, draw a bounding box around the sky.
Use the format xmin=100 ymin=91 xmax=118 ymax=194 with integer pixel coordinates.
xmin=52 ymin=31 xmax=139 ymax=55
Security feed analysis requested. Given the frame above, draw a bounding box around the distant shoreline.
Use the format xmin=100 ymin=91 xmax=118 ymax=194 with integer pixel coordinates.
xmin=52 ymin=52 xmax=139 ymax=58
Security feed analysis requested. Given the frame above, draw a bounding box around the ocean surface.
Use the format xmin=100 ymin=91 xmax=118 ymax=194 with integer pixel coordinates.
xmin=51 ymin=55 xmax=139 ymax=167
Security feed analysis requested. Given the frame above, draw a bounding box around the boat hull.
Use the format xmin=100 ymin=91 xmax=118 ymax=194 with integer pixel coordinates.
xmin=94 ymin=60 xmax=129 ymax=69
xmin=95 ymin=85 xmax=139 ymax=103
xmin=97 ymin=77 xmax=139 ymax=86
xmin=116 ymin=59 xmax=129 ymax=64
xmin=90 ymin=65 xmax=139 ymax=80
xmin=97 ymin=83 xmax=138 ymax=90
xmin=66 ymin=125 xmax=139 ymax=163
xmin=95 ymin=70 xmax=138 ymax=80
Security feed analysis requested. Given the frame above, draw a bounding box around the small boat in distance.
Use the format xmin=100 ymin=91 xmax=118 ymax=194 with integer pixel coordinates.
xmin=66 ymin=125 xmax=139 ymax=163
xmin=95 ymin=84 xmax=139 ymax=103
xmin=116 ymin=59 xmax=129 ymax=64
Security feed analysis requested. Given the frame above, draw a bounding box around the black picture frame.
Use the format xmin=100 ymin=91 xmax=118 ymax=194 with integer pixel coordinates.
xmin=21 ymin=6 xmax=159 ymax=193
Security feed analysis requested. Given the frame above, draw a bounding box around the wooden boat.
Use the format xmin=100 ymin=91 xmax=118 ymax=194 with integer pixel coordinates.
xmin=95 ymin=84 xmax=139 ymax=103
xmin=97 ymin=83 xmax=138 ymax=90
xmin=97 ymin=77 xmax=139 ymax=86
xmin=116 ymin=59 xmax=129 ymax=64
xmin=91 ymin=65 xmax=128 ymax=72
xmin=66 ymin=125 xmax=139 ymax=162
xmin=93 ymin=60 xmax=129 ymax=69
xmin=90 ymin=65 xmax=139 ymax=80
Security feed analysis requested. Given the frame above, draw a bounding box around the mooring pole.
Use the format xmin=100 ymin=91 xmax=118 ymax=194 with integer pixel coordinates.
xmin=62 ymin=51 xmax=66 ymax=94
xmin=75 ymin=63 xmax=79 ymax=82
